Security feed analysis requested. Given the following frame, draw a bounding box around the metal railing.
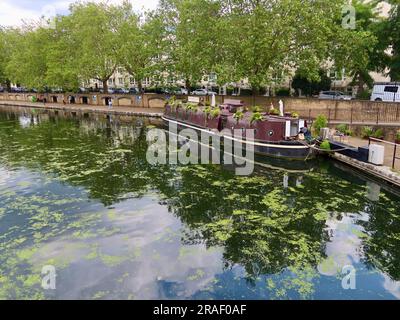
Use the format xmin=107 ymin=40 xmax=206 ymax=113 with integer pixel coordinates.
xmin=369 ymin=137 xmax=400 ymax=169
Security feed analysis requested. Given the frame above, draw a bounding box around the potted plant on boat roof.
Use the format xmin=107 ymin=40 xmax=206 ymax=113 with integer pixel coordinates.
xmin=251 ymin=106 xmax=262 ymax=113
xmin=233 ymin=111 xmax=244 ymax=123
xmin=291 ymin=112 xmax=299 ymax=118
xmin=268 ymin=108 xmax=280 ymax=116
xmin=210 ymin=107 xmax=220 ymax=119
xmin=250 ymin=111 xmax=264 ymax=124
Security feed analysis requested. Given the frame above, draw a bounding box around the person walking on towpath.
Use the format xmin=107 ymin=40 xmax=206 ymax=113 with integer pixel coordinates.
xmin=108 ymin=98 xmax=113 ymax=109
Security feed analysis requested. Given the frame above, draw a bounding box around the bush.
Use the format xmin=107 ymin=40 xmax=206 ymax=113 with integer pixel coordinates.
xmin=336 ymin=124 xmax=348 ymax=134
xmin=250 ymin=112 xmax=265 ymax=124
xmin=356 ymin=90 xmax=372 ymax=100
xmin=240 ymin=89 xmax=254 ymax=96
xmin=210 ymin=108 xmax=221 ymax=118
xmin=372 ymin=128 xmax=384 ymax=139
xmin=312 ymin=115 xmax=328 ymax=135
xmin=320 ymin=140 xmax=331 ymax=151
xmin=396 ymin=130 xmax=400 ymax=141
xmin=361 ymin=126 xmax=373 ymax=139
xmin=275 ymin=87 xmax=291 ymax=97
xmin=269 ymin=108 xmax=280 ymax=115
xmin=251 ymin=106 xmax=262 ymax=112
xmin=233 ymin=111 xmax=244 ymax=122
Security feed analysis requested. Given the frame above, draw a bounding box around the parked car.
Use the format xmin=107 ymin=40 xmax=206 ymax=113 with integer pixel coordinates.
xmin=319 ymin=91 xmax=353 ymax=100
xmin=191 ymin=89 xmax=217 ymax=96
xmin=370 ymin=82 xmax=400 ymax=102
xmin=0 ymin=86 xmax=4 ymax=92
xmin=173 ymin=88 xmax=189 ymax=95
xmin=113 ymin=88 xmax=129 ymax=94
xmin=100 ymin=88 xmax=115 ymax=94
xmin=129 ymin=87 xmax=139 ymax=94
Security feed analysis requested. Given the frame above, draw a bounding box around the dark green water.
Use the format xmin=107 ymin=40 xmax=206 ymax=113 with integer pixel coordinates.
xmin=1 ymin=106 xmax=400 ymax=300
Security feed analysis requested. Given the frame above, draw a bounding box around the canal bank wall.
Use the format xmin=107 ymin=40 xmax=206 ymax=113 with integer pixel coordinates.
xmin=331 ymin=153 xmax=400 ymax=188
xmin=0 ymin=100 xmax=164 ymax=118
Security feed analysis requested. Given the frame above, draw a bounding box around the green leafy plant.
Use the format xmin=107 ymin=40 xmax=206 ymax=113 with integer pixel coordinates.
xmin=291 ymin=112 xmax=299 ymax=118
xmin=233 ymin=111 xmax=244 ymax=122
xmin=251 ymin=106 xmax=262 ymax=112
xmin=269 ymin=108 xmax=280 ymax=116
xmin=372 ymin=128 xmax=384 ymax=139
xmin=210 ymin=108 xmax=220 ymax=119
xmin=336 ymin=124 xmax=348 ymax=134
xmin=320 ymin=140 xmax=331 ymax=151
xmin=361 ymin=126 xmax=374 ymax=139
xmin=203 ymin=106 xmax=212 ymax=117
xmin=396 ymin=130 xmax=400 ymax=142
xmin=250 ymin=112 xmax=264 ymax=124
xmin=185 ymin=103 xmax=197 ymax=112
xmin=312 ymin=115 xmax=328 ymax=135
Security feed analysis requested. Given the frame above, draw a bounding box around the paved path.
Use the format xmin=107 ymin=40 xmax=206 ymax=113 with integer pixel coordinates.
xmin=0 ymin=100 xmax=164 ymax=118
xmin=334 ymin=135 xmax=400 ymax=171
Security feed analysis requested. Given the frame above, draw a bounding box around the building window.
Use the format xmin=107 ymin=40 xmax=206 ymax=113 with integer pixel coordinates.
xmin=118 ymin=78 xmax=123 ymax=85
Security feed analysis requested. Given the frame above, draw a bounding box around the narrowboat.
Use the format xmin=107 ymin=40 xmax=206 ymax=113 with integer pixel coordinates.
xmin=162 ymin=98 xmax=316 ymax=160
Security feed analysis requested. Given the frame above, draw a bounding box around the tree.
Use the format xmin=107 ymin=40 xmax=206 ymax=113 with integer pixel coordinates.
xmin=0 ymin=28 xmax=7 ymax=87
xmin=118 ymin=4 xmax=165 ymax=91
xmin=221 ymin=0 xmax=345 ymax=94
xmin=45 ymin=15 xmax=81 ymax=91
xmin=292 ymin=69 xmax=332 ymax=96
xmin=159 ymin=0 xmax=222 ymax=89
xmin=5 ymin=23 xmax=52 ymax=90
xmin=331 ymin=0 xmax=387 ymax=96
xmin=383 ymin=0 xmax=400 ymax=81
xmin=65 ymin=2 xmax=124 ymax=92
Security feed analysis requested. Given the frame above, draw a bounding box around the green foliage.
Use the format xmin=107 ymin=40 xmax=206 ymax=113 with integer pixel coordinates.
xmin=185 ymin=103 xmax=197 ymax=112
xmin=275 ymin=87 xmax=291 ymax=97
xmin=291 ymin=112 xmax=299 ymax=118
xmin=203 ymin=106 xmax=212 ymax=117
xmin=336 ymin=124 xmax=348 ymax=134
xmin=361 ymin=126 xmax=374 ymax=139
xmin=356 ymin=89 xmax=372 ymax=100
xmin=269 ymin=108 xmax=280 ymax=116
xmin=292 ymin=69 xmax=331 ymax=96
xmin=233 ymin=111 xmax=244 ymax=122
xmin=210 ymin=108 xmax=221 ymax=118
xmin=250 ymin=112 xmax=264 ymax=124
xmin=320 ymin=140 xmax=331 ymax=151
xmin=336 ymin=124 xmax=353 ymax=136
xmin=118 ymin=3 xmax=164 ymax=90
xmin=372 ymin=128 xmax=384 ymax=139
xmin=396 ymin=130 xmax=400 ymax=141
xmin=312 ymin=115 xmax=328 ymax=135
xmin=251 ymin=106 xmax=262 ymax=112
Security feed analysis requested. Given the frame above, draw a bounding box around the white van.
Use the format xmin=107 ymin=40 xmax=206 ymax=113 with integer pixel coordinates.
xmin=370 ymin=82 xmax=400 ymax=102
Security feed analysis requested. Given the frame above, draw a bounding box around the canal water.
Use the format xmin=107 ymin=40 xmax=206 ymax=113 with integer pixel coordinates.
xmin=1 ymin=106 xmax=400 ymax=300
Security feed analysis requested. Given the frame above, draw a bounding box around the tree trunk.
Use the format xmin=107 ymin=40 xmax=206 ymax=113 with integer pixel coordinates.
xmin=103 ymin=80 xmax=108 ymax=93
xmin=185 ymin=79 xmax=191 ymax=91
xmin=357 ymin=73 xmax=365 ymax=97
xmin=138 ymin=80 xmax=143 ymax=93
